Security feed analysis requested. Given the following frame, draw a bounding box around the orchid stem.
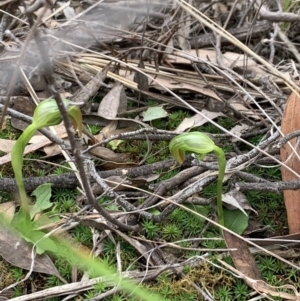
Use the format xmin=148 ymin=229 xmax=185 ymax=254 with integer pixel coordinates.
xmin=214 ymin=146 xmax=226 ymax=227
xmin=12 ymin=124 xmax=37 ymax=214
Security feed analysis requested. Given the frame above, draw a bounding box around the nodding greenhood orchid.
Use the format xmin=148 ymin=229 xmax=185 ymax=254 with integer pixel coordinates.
xmin=12 ymin=99 xmax=82 ymax=214
xmin=169 ymin=132 xmax=226 ymax=226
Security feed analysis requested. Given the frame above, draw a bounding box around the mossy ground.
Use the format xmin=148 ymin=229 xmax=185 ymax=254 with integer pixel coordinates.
xmin=0 ymin=108 xmax=298 ymax=300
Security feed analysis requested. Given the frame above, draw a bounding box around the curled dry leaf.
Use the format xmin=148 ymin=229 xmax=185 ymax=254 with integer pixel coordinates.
xmin=98 ymin=82 xmax=127 ymax=119
xmin=280 ymin=84 xmax=300 ymax=234
xmin=222 ymin=231 xmax=262 ymax=282
xmin=141 ymin=105 xmax=169 ymax=122
xmin=167 ymin=49 xmax=266 ymax=77
xmin=0 ymin=225 xmax=65 ymax=282
xmin=89 ymin=146 xmax=134 ymax=169
xmin=175 ymin=110 xmax=225 ymax=133
xmin=219 ymin=258 xmax=299 ymax=300
xmin=0 ymin=201 xmax=16 ymax=223
xmin=222 ymin=189 xmax=257 ymax=215
xmin=230 ymin=124 xmax=250 ymax=142
xmin=0 ymin=139 xmax=16 ymax=154
xmin=151 ymin=76 xmax=222 ymax=102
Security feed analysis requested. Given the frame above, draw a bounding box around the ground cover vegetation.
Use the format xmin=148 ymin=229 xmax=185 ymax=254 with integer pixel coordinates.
xmin=1 ymin=0 xmax=300 ymax=300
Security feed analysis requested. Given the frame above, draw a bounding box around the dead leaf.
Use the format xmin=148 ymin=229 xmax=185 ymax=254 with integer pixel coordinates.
xmin=212 ymin=2 xmax=228 ymax=16
xmin=29 ymin=124 xmax=68 ymax=144
xmin=99 ymin=121 xmax=118 ymax=143
xmin=0 ymin=139 xmax=16 ymax=153
xmin=0 ymin=137 xmax=58 ymax=166
xmin=142 ymin=106 xmax=169 ymax=122
xmin=222 ymin=189 xmax=257 ymax=215
xmin=0 ymin=225 xmax=65 ymax=281
xmin=89 ymin=146 xmax=128 ymax=162
xmin=0 ymin=201 xmax=16 ymax=223
xmin=98 ymin=82 xmax=126 ymax=119
xmin=167 ymin=49 xmax=265 ymax=77
xmin=91 ymin=176 xmax=132 ymax=195
xmin=94 ymin=126 xmax=136 ymax=143
xmin=175 ymin=110 xmax=224 ymax=133
xmin=177 ymin=11 xmax=190 ymax=51
xmin=72 ymin=69 xmax=107 ymax=105
xmin=0 ymin=124 xmax=71 ymax=165
xmin=152 ymin=76 xmax=222 ymax=102
xmin=57 ymin=1 xmax=76 ymax=19
xmin=89 ymin=146 xmax=134 ymax=169
xmin=280 ymin=85 xmax=300 ymax=234
xmin=34 ymin=6 xmax=52 ymax=19
xmin=134 ymin=57 xmax=149 ymax=100
xmin=11 ymin=96 xmax=35 ymax=131
xmin=223 ymin=230 xmax=262 ymax=281
xmin=230 ymin=124 xmax=250 ymax=142
xmin=43 ymin=139 xmax=68 ymax=158
xmin=229 ymin=102 xmax=260 ymax=120
xmin=219 ymin=257 xmax=299 ymax=300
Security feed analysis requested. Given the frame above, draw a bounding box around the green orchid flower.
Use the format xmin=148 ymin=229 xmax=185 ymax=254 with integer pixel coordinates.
xmin=12 ymin=99 xmax=82 ymax=214
xmin=169 ymin=132 xmax=226 ymax=226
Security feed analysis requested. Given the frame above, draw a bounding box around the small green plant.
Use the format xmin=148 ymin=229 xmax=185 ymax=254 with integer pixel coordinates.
xmin=287 ymin=268 xmax=298 ymax=283
xmin=110 ymin=295 xmax=127 ymax=301
xmin=46 ymin=275 xmax=62 ymax=287
xmin=54 ymin=257 xmax=72 ymax=281
xmin=233 ymin=280 xmax=249 ymax=300
xmin=168 ymin=110 xmax=191 ymax=129
xmin=0 ymin=191 xmax=13 ymax=202
xmin=35 ymin=169 xmax=45 ymax=177
xmin=265 ymin=167 xmax=281 ymax=179
xmin=158 ymin=285 xmax=172 ymax=298
xmin=169 ymin=132 xmax=226 ymax=226
xmin=274 ymin=259 xmax=286 ymax=274
xmin=11 ymin=267 xmax=23 ymax=281
xmin=84 ymin=290 xmax=98 ymax=299
xmin=52 ymin=188 xmax=78 ymax=202
xmin=120 ymin=241 xmax=137 ymax=268
xmin=0 ymin=119 xmax=20 ymax=140
xmin=162 ymin=223 xmax=182 ymax=241
xmin=53 ymin=196 xmax=75 ymax=213
xmin=195 ymin=118 xmax=234 ymax=134
xmin=201 ymin=239 xmax=218 ymax=249
xmin=169 ymin=208 xmax=185 ymax=222
xmin=103 ymin=238 xmax=117 ymax=259
xmin=218 ymin=118 xmax=234 ymax=129
xmin=109 ymin=139 xmax=124 ymax=150
xmin=52 ymin=163 xmax=72 ymax=175
xmin=202 ymin=182 xmax=218 ymax=198
xmin=4 ymin=99 xmax=167 ymax=301
xmin=248 ymin=134 xmax=263 ymax=146
xmin=182 ymin=215 xmax=204 ymax=236
xmin=158 ymin=169 xmax=179 ymax=181
xmin=84 ymin=280 xmax=106 ymax=299
xmin=214 ymin=285 xmax=232 ymax=301
xmin=142 ymin=219 xmax=160 ymax=239
xmin=258 ymin=256 xmax=278 ymax=273
xmin=11 ymin=98 xmax=82 ymax=214
xmin=87 ymin=124 xmax=102 ymax=135
xmin=71 ymin=225 xmax=92 ymax=246
xmin=13 ymin=286 xmax=23 ymax=297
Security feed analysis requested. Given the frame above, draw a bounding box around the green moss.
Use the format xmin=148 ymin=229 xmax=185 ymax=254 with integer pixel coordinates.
xmin=87 ymin=124 xmax=102 ymax=135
